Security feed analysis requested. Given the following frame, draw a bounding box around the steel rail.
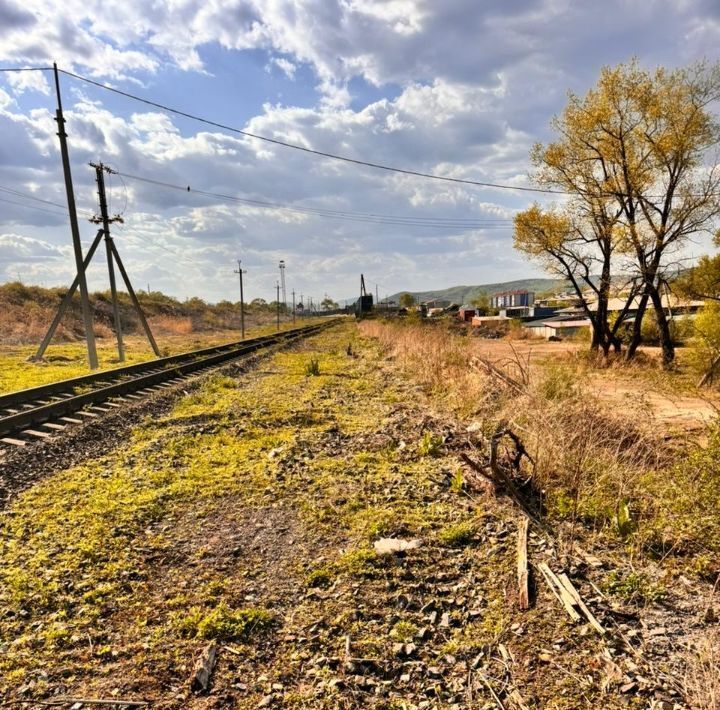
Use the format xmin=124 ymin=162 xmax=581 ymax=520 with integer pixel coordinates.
xmin=0 ymin=323 xmax=328 ymax=410
xmin=0 ymin=321 xmax=331 ymax=440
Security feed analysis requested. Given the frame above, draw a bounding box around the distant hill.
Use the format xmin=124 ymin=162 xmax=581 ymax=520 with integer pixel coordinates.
xmin=388 ymin=278 xmax=567 ymax=305
xmin=0 ymin=281 xmax=280 ymax=345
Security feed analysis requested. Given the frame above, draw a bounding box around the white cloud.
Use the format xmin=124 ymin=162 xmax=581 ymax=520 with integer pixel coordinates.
xmin=0 ymin=1 xmax=719 ymax=300
xmin=268 ymin=56 xmax=297 ymax=79
xmin=0 ymin=233 xmax=66 ymax=262
xmin=5 ymin=70 xmax=50 ymax=95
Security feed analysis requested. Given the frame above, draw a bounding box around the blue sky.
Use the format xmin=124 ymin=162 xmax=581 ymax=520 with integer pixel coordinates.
xmin=0 ymin=0 xmax=719 ymax=304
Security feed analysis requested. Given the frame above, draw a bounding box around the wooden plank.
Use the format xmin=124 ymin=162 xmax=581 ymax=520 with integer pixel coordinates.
xmin=42 ymin=422 xmax=66 ymax=431
xmin=557 ymin=572 xmax=605 ymax=636
xmin=77 ymin=410 xmax=99 ymax=418
xmin=517 ymin=517 xmax=530 ymax=610
xmin=1 ymin=437 xmax=27 ymax=447
xmin=24 ymin=429 xmax=53 ymax=439
xmin=59 ymin=416 xmax=83 ymax=424
xmin=537 ymin=562 xmax=581 ymax=622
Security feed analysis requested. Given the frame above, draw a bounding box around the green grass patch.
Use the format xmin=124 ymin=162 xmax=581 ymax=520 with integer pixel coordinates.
xmin=437 ymin=521 xmax=475 ymax=547
xmin=175 ymin=603 xmax=274 ymax=641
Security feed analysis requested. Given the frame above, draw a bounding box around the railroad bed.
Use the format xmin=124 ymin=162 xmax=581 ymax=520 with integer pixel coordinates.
xmin=0 ymin=321 xmax=332 ymax=456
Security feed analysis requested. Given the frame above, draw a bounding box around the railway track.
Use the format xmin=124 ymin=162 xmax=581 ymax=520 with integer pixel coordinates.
xmin=0 ymin=321 xmax=332 ymax=456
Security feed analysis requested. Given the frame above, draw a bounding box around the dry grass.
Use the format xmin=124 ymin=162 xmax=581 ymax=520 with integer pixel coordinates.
xmin=147 ymin=315 xmax=193 ymax=335
xmin=359 ymin=320 xmax=494 ymax=417
xmin=359 ymin=319 xmax=720 ymax=572
xmin=684 ymin=628 xmax=720 ymax=709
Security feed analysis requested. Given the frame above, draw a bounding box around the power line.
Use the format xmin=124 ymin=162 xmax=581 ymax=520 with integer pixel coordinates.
xmin=116 ymin=171 xmax=515 ymax=230
xmin=54 ymin=68 xmax=563 ymax=196
xmin=0 ymin=184 xmax=108 ymax=220
xmin=0 ymin=67 xmax=53 ymax=72
xmin=0 ymin=184 xmax=80 ymax=212
xmin=0 ymin=194 xmax=71 ymax=217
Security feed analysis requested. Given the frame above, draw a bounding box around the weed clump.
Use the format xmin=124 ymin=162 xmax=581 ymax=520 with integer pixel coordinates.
xmin=305 ymin=357 xmax=321 ymax=376
xmin=601 ymin=571 xmax=666 ymax=605
xmin=175 ymin=603 xmax=274 ymax=641
xmin=437 ymin=521 xmax=475 ymax=548
xmin=418 ymin=431 xmax=443 ymax=457
xmin=390 ymin=620 xmax=418 ymax=641
xmin=536 ymin=362 xmax=576 ymax=401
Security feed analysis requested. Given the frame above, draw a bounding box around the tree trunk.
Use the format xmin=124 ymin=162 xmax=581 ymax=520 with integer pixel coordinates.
xmin=648 ymin=285 xmax=675 ymax=368
xmin=625 ymin=292 xmax=649 ymax=361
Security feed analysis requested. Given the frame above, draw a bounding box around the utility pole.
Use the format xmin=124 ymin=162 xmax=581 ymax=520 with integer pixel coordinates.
xmin=90 ymin=162 xmax=125 ymax=361
xmin=53 ymin=63 xmax=98 ymax=369
xmin=276 ymin=281 xmax=280 ymax=331
xmin=279 ymin=260 xmax=287 ymax=315
xmin=292 ymin=289 xmax=296 ymax=325
xmin=376 ymin=284 xmax=379 ymax=310
xmin=234 ymin=260 xmax=246 ymax=339
xmin=33 ymin=159 xmax=160 ymax=362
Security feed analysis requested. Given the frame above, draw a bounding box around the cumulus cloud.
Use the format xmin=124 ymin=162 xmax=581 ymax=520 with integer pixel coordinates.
xmin=0 ymin=233 xmax=65 ymax=262
xmin=0 ymin=0 xmax=718 ymax=300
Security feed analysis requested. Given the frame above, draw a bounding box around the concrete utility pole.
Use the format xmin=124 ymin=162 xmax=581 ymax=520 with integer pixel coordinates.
xmin=91 ymin=162 xmax=125 ymax=361
xmin=276 ymin=282 xmax=281 ymax=331
xmin=53 ymin=63 xmax=98 ymax=369
xmin=279 ymin=260 xmax=287 ymax=313
xmin=292 ymin=289 xmax=296 ymax=325
xmin=234 ymin=260 xmax=246 ymax=339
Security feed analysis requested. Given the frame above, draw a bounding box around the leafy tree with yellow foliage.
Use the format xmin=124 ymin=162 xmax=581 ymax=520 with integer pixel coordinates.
xmin=515 ymin=60 xmax=720 ymax=367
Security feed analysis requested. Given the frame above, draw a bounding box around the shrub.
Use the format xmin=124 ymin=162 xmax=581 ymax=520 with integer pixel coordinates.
xmin=689 ymin=302 xmax=720 ymax=380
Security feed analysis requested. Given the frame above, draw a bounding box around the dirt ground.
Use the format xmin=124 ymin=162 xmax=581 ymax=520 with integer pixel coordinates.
xmin=470 ymin=336 xmax=719 ymax=435
xmin=1 ymin=323 xmax=715 ymax=709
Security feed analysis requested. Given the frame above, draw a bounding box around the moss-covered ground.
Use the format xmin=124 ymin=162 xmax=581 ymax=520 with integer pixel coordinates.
xmin=0 ymin=323 xmax=694 ymax=708
xmin=0 ymin=319 xmax=322 ymax=394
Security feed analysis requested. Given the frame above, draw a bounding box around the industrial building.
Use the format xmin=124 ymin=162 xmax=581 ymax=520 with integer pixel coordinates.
xmin=490 ymin=290 xmax=535 ymax=309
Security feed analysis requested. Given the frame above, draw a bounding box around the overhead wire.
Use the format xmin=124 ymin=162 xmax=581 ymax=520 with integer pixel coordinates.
xmin=116 ymin=171 xmax=515 ymax=230
xmin=0 ymin=65 xmax=559 ymax=224
xmin=53 ymin=68 xmax=564 ymax=196
xmin=0 ymin=184 xmax=95 ymax=219
xmin=0 ymin=194 xmax=72 ymax=218
xmin=0 ymin=67 xmax=54 ymax=73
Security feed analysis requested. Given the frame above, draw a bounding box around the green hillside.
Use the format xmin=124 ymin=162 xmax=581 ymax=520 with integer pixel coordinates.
xmin=388 ymin=278 xmax=567 ymax=305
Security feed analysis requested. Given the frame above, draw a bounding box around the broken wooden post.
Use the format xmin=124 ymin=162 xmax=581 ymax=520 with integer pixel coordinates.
xmin=537 ymin=562 xmax=581 ymax=622
xmin=189 ymin=639 xmax=218 ymax=692
xmin=517 ymin=517 xmax=529 ymax=610
xmin=537 ymin=562 xmax=605 ymax=635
